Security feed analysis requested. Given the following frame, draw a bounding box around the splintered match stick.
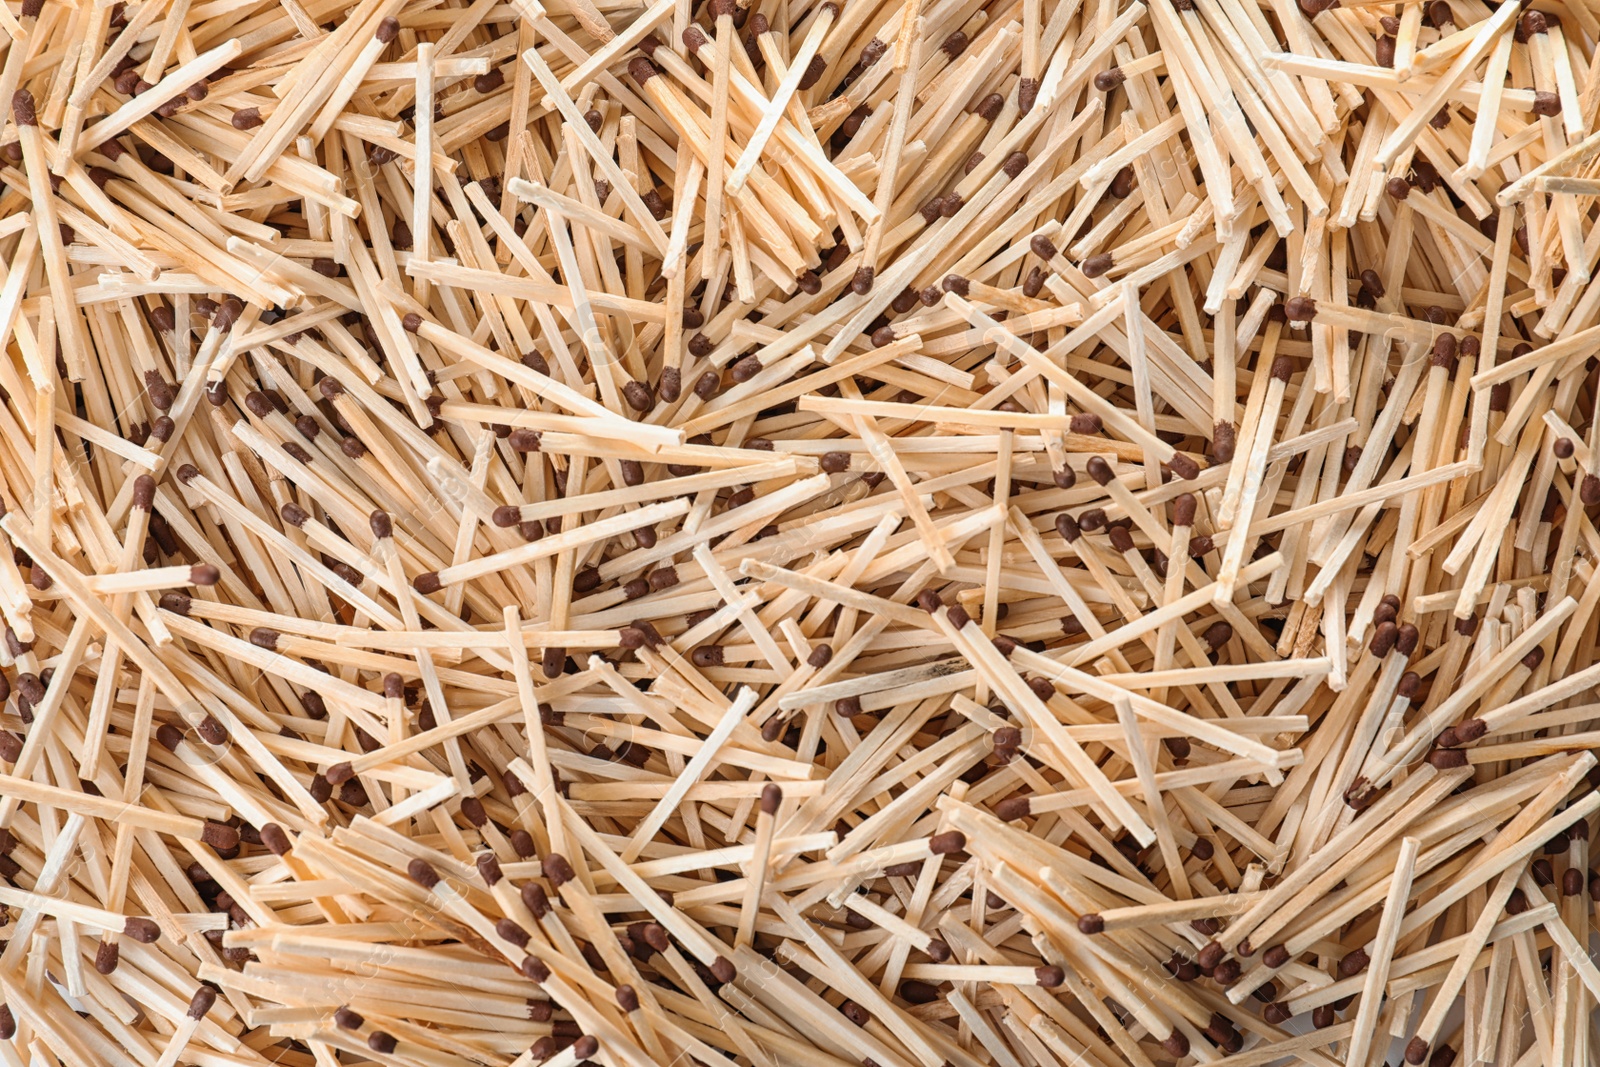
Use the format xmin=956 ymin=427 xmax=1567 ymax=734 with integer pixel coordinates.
xmin=0 ymin=0 xmax=1595 ymax=1065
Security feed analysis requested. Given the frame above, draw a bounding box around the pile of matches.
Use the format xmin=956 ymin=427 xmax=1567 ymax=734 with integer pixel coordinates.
xmin=11 ymin=0 xmax=1600 ymax=1062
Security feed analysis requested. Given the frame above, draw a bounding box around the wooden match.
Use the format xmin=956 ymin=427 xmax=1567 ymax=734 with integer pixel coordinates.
xmin=0 ymin=0 xmax=1594 ymax=1065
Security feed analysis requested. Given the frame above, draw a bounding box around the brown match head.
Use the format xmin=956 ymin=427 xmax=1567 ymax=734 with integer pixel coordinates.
xmin=1081 ymin=252 xmax=1113 ymax=278
xmin=1171 ymin=493 xmax=1197 ymax=528
xmin=709 ymin=955 xmax=736 ymax=983
xmin=1002 ymin=151 xmax=1029 ymax=179
xmin=1455 ymin=718 xmax=1487 ymax=744
xmin=1032 ymin=965 xmax=1064 ymax=988
xmin=623 ymin=379 xmax=654 ymax=410
xmin=11 ymin=90 xmax=36 ymax=127
xmin=1427 ymin=746 xmax=1469 ymax=769
xmin=187 ymin=985 xmax=217 ymax=1019
xmin=1406 ymin=1038 xmax=1430 ymax=1064
xmin=928 ymin=830 xmax=965 ymax=855
xmin=1070 ymin=412 xmax=1102 ymax=435
xmin=1582 ymin=474 xmax=1600 ymax=506
xmin=572 ymin=1035 xmax=600 ymax=1059
xmin=1554 ymin=437 xmax=1575 ymax=459
xmin=682 ymin=25 xmax=708 ymax=50
xmin=202 ymin=821 xmax=238 ymax=850
xmin=1093 ymin=67 xmax=1125 ymax=91
xmin=520 ymin=880 xmax=551 ymax=919
xmin=95 ymin=941 xmax=120 ymax=974
xmin=946 ymin=604 xmax=971 ymax=631
xmin=991 ymin=794 xmax=1033 ymax=826
xmin=658 ymin=366 xmax=682 ymax=403
xmin=156 ymin=723 xmax=185 ymax=751
xmin=189 ymin=564 xmax=220 ymax=586
xmin=798 ymin=53 xmax=827 ymax=90
xmin=492 ymin=505 xmax=522 ymax=528
xmin=376 ymin=15 xmax=400 ymax=41
xmin=1055 ymin=512 xmax=1081 ymax=542
xmin=249 ymin=627 xmax=280 ymax=650
xmin=941 ymin=273 xmax=971 ymax=297
xmin=616 ymin=985 xmax=640 ymax=1012
xmin=1030 ymin=234 xmax=1058 ymax=261
xmin=231 ymin=107 xmax=263 ymax=129
xmin=197 ymin=716 xmax=228 ymax=745
xmin=414 ymin=572 xmax=442 ymax=594
xmin=806 ymin=643 xmax=833 ymax=668
xmin=1196 ymin=941 xmax=1225 ymax=970
xmin=1283 ymin=295 xmax=1317 ymax=321
xmin=1396 ymin=622 xmax=1419 ymax=656
xmin=123 ymin=916 xmax=161 ymax=943
xmin=1532 ymin=90 xmax=1560 ymax=117
xmin=1204 ymin=620 xmax=1233 ymax=651
xmin=475 ymin=851 xmax=503 ymax=887
xmin=367 ymin=1032 xmax=397 ymax=1055
xmin=1077 ymin=912 xmax=1104 ymax=934
xmin=1521 ymin=646 xmax=1545 ymax=670
xmin=401 ymin=312 xmax=422 ymax=333
xmin=260 ymin=822 xmax=291 ymax=855
xmin=407 ymin=858 xmax=441 ymax=889
xmin=542 ymin=852 xmax=576 ymax=886
xmin=1108 ymin=525 xmax=1135 ymax=553
xmin=629 ymin=57 xmax=659 ymax=85
xmin=1084 ymin=456 xmax=1113 ymax=486
xmin=1369 ymin=621 xmax=1397 ymax=657
xmin=132 ymin=474 xmax=157 ymax=510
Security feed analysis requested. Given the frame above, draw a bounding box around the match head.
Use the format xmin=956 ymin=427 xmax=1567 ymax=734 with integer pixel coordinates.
xmin=629 ymin=57 xmax=659 ymax=85
xmin=123 ymin=916 xmax=161 ymax=942
xmin=1077 ymin=912 xmax=1104 ymax=934
xmin=132 ymin=475 xmax=156 ymax=510
xmin=11 ymin=90 xmax=36 ymax=127
xmin=376 ymin=15 xmax=400 ymax=41
xmin=1081 ymin=252 xmax=1113 ymax=277
xmin=187 ymin=986 xmax=217 ymax=1019
xmin=1034 ymin=965 xmax=1064 ymax=988
xmin=260 ymin=822 xmax=291 ymax=855
xmin=406 ymin=858 xmax=441 ymax=889
xmin=1030 ymin=234 xmax=1058 ymax=260
xmin=758 ymin=783 xmax=783 ymax=816
xmin=1093 ymin=67 xmax=1125 ymax=92
xmin=1283 ymin=295 xmax=1317 ymax=321
xmin=401 ymin=312 xmax=422 ymax=333
xmin=928 ymin=830 xmax=966 ymax=855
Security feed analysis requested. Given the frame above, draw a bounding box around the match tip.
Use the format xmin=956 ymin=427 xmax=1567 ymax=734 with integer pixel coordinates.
xmin=928 ymin=830 xmax=965 ymax=855
xmin=760 ymin=783 xmax=782 ymax=815
xmin=123 ymin=916 xmax=161 ymax=942
xmin=132 ymin=475 xmax=156 ymax=509
xmin=1077 ymin=913 xmax=1104 ymax=934
xmin=376 ymin=15 xmax=399 ymax=41
xmin=407 ymin=858 xmax=441 ymax=889
xmin=260 ymin=822 xmax=291 ymax=855
xmin=11 ymin=90 xmax=36 ymax=127
xmin=401 ymin=312 xmax=422 ymax=333
xmin=187 ymin=985 xmax=217 ymax=1019
xmin=1030 ymin=234 xmax=1058 ymax=260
